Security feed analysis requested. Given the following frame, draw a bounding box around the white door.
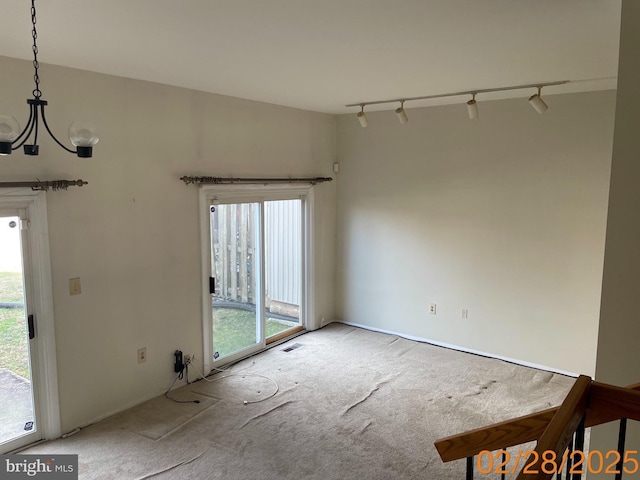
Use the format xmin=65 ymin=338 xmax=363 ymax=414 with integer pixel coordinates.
xmin=0 ymin=209 xmax=41 ymax=450
xmin=0 ymin=192 xmax=59 ymax=453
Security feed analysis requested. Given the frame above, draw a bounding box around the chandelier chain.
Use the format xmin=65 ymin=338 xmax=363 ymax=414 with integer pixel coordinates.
xmin=30 ymin=0 xmax=41 ymax=99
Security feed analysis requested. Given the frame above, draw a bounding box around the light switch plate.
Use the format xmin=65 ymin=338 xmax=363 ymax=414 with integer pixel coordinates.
xmin=69 ymin=277 xmax=81 ymax=295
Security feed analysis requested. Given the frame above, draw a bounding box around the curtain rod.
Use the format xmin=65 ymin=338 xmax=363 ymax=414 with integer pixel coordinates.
xmin=180 ymin=176 xmax=333 ymax=186
xmin=0 ymin=179 xmax=88 ymax=191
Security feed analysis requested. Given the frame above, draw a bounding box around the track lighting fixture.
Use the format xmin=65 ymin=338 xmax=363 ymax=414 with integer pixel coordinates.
xmin=395 ymin=101 xmax=408 ymax=124
xmin=346 ymin=80 xmax=571 ymax=126
xmin=467 ymin=94 xmax=479 ymax=119
xmin=357 ymin=105 xmax=368 ymax=128
xmin=0 ymin=0 xmax=99 ymax=158
xmin=528 ymin=86 xmax=549 ymax=114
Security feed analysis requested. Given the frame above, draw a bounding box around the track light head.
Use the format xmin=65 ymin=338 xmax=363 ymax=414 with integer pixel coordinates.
xmin=395 ymin=101 xmax=408 ymax=124
xmin=528 ymin=87 xmax=548 ymax=114
xmin=357 ymin=105 xmax=368 ymax=128
xmin=467 ymin=94 xmax=479 ymax=119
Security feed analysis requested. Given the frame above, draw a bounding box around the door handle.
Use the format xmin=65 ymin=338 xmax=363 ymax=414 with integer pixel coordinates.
xmin=28 ymin=314 xmax=35 ymax=339
xmin=209 ymin=277 xmax=215 ymax=294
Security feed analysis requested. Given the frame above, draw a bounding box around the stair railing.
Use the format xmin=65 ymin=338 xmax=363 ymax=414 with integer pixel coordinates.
xmin=435 ymin=376 xmax=640 ymax=479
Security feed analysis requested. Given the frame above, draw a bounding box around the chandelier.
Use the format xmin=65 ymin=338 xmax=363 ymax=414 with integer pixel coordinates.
xmin=0 ymin=0 xmax=98 ymax=158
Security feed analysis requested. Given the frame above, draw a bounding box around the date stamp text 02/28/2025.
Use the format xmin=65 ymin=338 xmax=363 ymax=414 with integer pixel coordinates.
xmin=477 ymin=449 xmax=639 ymax=476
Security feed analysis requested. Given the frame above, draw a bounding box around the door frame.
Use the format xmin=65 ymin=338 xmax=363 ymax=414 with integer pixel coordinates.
xmin=199 ymin=185 xmax=314 ymax=371
xmin=0 ymin=189 xmax=61 ymax=451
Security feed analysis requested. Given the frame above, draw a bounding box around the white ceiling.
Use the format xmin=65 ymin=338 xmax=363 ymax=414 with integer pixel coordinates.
xmin=0 ymin=0 xmax=621 ymax=114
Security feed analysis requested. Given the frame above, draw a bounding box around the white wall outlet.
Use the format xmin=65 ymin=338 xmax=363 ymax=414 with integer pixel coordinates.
xmin=69 ymin=277 xmax=82 ymax=295
xmin=137 ymin=347 xmax=147 ymax=364
xmin=429 ymin=303 xmax=437 ymax=315
xmin=462 ymin=309 xmax=469 ymax=319
xmin=184 ymin=354 xmax=192 ymax=365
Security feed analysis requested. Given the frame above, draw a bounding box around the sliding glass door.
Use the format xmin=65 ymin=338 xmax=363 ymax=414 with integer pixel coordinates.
xmin=264 ymin=200 xmax=302 ymax=337
xmin=206 ymin=191 xmax=307 ymax=365
xmin=210 ymin=202 xmax=262 ymax=360
xmin=0 ymin=209 xmax=40 ymax=451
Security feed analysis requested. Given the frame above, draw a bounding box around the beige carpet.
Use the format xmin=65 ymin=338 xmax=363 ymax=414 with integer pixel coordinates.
xmin=22 ymin=323 xmax=575 ymax=479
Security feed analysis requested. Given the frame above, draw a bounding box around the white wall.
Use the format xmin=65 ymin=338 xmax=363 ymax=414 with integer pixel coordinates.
xmin=0 ymin=55 xmax=337 ymax=433
xmin=335 ymin=90 xmax=615 ymax=375
xmin=591 ymin=0 xmax=640 ymax=463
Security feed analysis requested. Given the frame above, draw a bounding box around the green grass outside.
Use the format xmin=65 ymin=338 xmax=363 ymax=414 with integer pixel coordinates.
xmin=0 ymin=272 xmax=30 ymax=379
xmin=0 ymin=271 xmax=24 ymax=303
xmin=213 ymin=307 xmax=297 ymax=359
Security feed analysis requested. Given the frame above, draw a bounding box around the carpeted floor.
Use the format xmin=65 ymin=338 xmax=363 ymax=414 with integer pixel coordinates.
xmin=21 ymin=323 xmax=575 ymax=479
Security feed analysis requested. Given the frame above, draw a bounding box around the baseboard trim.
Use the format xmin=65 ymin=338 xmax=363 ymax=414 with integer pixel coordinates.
xmin=334 ymin=320 xmax=580 ymax=378
xmin=60 ymin=320 xmax=576 ymax=439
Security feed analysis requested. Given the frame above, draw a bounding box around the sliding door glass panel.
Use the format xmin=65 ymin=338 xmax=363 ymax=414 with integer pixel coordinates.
xmin=210 ymin=203 xmax=261 ymax=360
xmin=0 ymin=214 xmax=37 ymax=447
xmin=264 ymin=199 xmax=302 ymax=338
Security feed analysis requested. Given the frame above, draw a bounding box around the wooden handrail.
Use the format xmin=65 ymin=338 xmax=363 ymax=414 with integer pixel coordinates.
xmin=515 ymin=375 xmax=591 ymax=480
xmin=435 ymin=408 xmax=556 ymax=462
xmin=589 ymin=382 xmax=640 ymax=424
xmin=435 ymin=380 xmax=640 ymax=462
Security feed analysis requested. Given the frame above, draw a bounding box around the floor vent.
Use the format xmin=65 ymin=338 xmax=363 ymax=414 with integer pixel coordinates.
xmin=282 ymin=343 xmax=303 ymax=352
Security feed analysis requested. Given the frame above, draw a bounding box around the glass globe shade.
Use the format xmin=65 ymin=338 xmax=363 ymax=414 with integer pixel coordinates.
xmin=68 ymin=121 xmax=99 ymax=147
xmin=0 ymin=116 xmax=20 ymax=142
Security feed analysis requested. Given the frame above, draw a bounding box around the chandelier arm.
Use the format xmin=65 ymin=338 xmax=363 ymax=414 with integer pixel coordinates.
xmin=39 ymin=104 xmax=76 ymax=154
xmin=12 ymin=103 xmax=36 ymax=146
xmin=12 ymin=105 xmax=37 ymax=151
xmin=32 ymin=104 xmax=40 ymax=146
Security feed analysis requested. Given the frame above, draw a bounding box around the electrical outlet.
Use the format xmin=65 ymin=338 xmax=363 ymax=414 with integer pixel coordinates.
xmin=462 ymin=309 xmax=469 ymax=320
xmin=184 ymin=354 xmax=192 ymax=365
xmin=429 ymin=303 xmax=437 ymax=315
xmin=137 ymin=347 xmax=147 ymax=364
